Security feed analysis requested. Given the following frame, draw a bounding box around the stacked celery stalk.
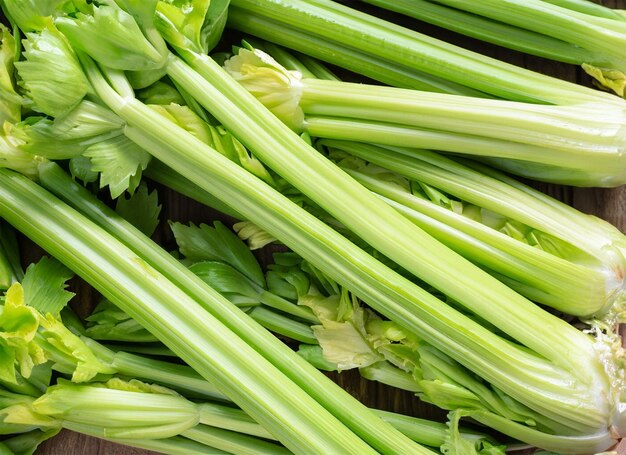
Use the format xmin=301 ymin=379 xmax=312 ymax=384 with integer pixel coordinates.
xmin=0 ymin=1 xmax=623 ymax=454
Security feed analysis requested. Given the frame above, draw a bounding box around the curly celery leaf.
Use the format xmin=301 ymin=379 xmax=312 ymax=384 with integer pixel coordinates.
xmin=155 ymin=0 xmax=229 ymax=54
xmin=21 ymin=257 xmax=74 ymax=317
xmin=170 ymin=221 xmax=265 ymax=287
xmin=188 ymin=261 xmax=262 ymax=305
xmin=224 ymin=47 xmax=304 ymax=131
xmin=266 ymin=262 xmax=311 ymax=301
xmin=55 ymin=3 xmax=165 ymax=71
xmin=151 ymin=103 xmax=275 ymax=185
xmin=85 ymin=300 xmax=157 ymax=343
xmin=0 ymin=284 xmax=46 ymax=383
xmin=13 ymin=101 xmax=124 ymax=160
xmin=1 ymin=429 xmax=61 ymax=455
xmin=15 ymin=24 xmax=88 ymax=118
xmin=84 ymin=134 xmax=151 ymax=198
xmin=38 ymin=314 xmax=114 ymax=382
xmin=115 ymin=183 xmax=161 ymax=237
xmin=138 ymin=81 xmax=186 ymax=106
xmin=69 ymin=155 xmax=98 ymax=184
xmin=233 ymin=221 xmax=276 ymax=250
xmin=1 ymin=0 xmax=77 ymax=32
xmin=582 ymin=63 xmax=626 ymax=98
xmin=0 ymin=25 xmax=22 ymax=125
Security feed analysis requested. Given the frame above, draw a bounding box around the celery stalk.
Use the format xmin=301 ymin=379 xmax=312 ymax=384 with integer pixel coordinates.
xmin=363 ymin=0 xmax=626 ymax=96
xmin=38 ymin=154 xmax=427 ymax=454
xmin=227 ymin=0 xmax=616 ymax=104
xmin=0 ymin=168 xmax=378 ymax=454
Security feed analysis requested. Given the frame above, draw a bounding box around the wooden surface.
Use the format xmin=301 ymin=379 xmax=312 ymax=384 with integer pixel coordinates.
xmin=35 ymin=0 xmax=626 ymax=453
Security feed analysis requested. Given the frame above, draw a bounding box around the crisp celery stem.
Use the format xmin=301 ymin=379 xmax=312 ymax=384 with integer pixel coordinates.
xmin=228 ymin=0 xmax=614 ymax=104
xmin=302 ymin=116 xmax=626 ymax=187
xmin=38 ymin=160 xmax=426 ymax=453
xmin=198 ymin=403 xmax=275 ymax=440
xmin=542 ymin=0 xmax=626 ymax=19
xmin=144 ymin=160 xmax=243 ymax=219
xmin=182 ymin=426 xmax=289 ymax=455
xmin=0 ymin=169 xmax=375 ymax=454
xmin=227 ymin=7 xmax=490 ymax=97
xmin=297 ymin=79 xmax=623 ymax=153
xmin=96 ymin=55 xmax=610 ymax=436
xmin=362 ymin=0 xmax=593 ymax=64
xmin=83 ymin=340 xmax=229 ymax=401
xmin=249 ymin=306 xmax=317 ymax=344
xmin=170 ymin=54 xmax=599 ymax=376
xmin=424 ymin=0 xmax=626 ymax=67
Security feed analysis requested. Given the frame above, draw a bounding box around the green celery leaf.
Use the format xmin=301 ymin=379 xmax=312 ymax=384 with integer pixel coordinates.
xmin=1 ymin=429 xmax=61 ymax=455
xmin=297 ymin=344 xmax=338 ymax=371
xmin=13 ymin=101 xmax=124 ymax=159
xmin=266 ymin=266 xmax=310 ymax=301
xmin=115 ymin=183 xmax=161 ymax=237
xmin=55 ymin=3 xmax=165 ymax=71
xmin=312 ymin=319 xmax=382 ymax=370
xmin=38 ymin=314 xmax=114 ymax=382
xmin=21 ymin=257 xmax=74 ymax=317
xmin=171 ymin=221 xmax=265 ymax=287
xmin=85 ymin=300 xmax=157 ymax=342
xmin=68 ymin=155 xmax=98 ymax=184
xmin=0 ymin=284 xmax=47 ymax=382
xmin=0 ymin=25 xmax=22 ymax=125
xmin=441 ymin=411 xmax=506 ymax=455
xmin=137 ymin=81 xmax=186 ymax=106
xmin=2 ymin=0 xmax=76 ymax=32
xmin=188 ymin=261 xmax=262 ymax=305
xmin=155 ymin=0 xmax=229 ymax=54
xmin=84 ymin=134 xmax=151 ymax=198
xmin=582 ymin=63 xmax=626 ymax=98
xmin=15 ymin=24 xmax=88 ymax=118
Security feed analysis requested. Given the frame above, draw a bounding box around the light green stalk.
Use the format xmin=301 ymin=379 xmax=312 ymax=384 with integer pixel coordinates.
xmin=0 ymin=167 xmax=378 ymax=454
xmin=321 ymin=139 xmax=626 ymax=316
xmin=227 ymin=0 xmax=618 ymax=104
xmin=223 ymin=47 xmax=626 ymax=187
xmin=363 ymin=0 xmax=626 ymax=96
xmin=72 ymin=50 xmax=622 ymax=449
xmin=38 ymin=152 xmax=428 ymax=454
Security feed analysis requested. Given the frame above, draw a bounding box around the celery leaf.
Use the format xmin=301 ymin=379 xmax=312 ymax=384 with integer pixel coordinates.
xmin=21 ymin=257 xmax=74 ymax=317
xmin=84 ymin=134 xmax=151 ymax=198
xmin=171 ymin=221 xmax=265 ymax=287
xmin=115 ymin=183 xmax=161 ymax=237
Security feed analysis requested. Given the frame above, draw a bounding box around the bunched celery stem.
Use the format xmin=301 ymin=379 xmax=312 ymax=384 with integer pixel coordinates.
xmin=38 ymin=148 xmax=428 ymax=454
xmin=362 ymin=0 xmax=626 ymax=96
xmin=0 ymin=168 xmax=378 ymax=455
xmin=227 ymin=0 xmax=619 ymax=104
xmin=222 ymin=49 xmax=626 ymax=187
xmin=75 ymin=52 xmax=621 ymax=450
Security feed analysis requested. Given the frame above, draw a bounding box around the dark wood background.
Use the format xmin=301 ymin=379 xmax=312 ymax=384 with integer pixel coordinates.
xmin=35 ymin=0 xmax=625 ymax=453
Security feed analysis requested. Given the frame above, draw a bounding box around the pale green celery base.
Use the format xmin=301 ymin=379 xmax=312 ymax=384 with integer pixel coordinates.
xmin=299 ymin=79 xmax=624 ymax=153
xmin=182 ymin=426 xmax=289 ymax=455
xmin=332 ymin=140 xmax=626 ymax=272
xmin=350 ymin=172 xmax=607 ymax=316
xmin=227 ymin=8 xmax=489 ymax=97
xmin=159 ymin=54 xmax=614 ymax=435
xmin=228 ymin=0 xmax=613 ymax=105
xmin=0 ymin=169 xmax=372 ymax=455
xmin=301 ymin=116 xmax=626 ymax=186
